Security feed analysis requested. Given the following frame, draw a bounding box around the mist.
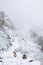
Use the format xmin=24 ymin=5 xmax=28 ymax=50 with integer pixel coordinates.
xmin=0 ymin=0 xmax=43 ymax=33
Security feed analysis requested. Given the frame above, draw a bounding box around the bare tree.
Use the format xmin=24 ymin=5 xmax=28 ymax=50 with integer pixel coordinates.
xmin=0 ymin=11 xmax=16 ymax=30
xmin=0 ymin=11 xmax=5 ymax=27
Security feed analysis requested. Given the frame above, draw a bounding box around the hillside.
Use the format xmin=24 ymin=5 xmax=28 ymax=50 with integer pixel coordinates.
xmin=0 ymin=12 xmax=41 ymax=65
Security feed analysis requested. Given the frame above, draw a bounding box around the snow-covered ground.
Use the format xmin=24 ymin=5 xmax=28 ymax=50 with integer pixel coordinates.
xmin=0 ymin=12 xmax=41 ymax=65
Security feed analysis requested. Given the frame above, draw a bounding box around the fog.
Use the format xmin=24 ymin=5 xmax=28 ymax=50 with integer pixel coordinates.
xmin=0 ymin=0 xmax=43 ymax=33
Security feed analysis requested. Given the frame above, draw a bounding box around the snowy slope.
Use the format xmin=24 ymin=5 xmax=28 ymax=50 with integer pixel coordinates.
xmin=0 ymin=12 xmax=41 ymax=65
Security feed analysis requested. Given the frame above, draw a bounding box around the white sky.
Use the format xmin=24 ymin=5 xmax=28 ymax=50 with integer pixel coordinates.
xmin=0 ymin=0 xmax=43 ymax=33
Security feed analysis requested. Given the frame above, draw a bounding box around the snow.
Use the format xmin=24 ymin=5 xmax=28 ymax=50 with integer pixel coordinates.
xmin=0 ymin=27 xmax=41 ymax=65
xmin=0 ymin=13 xmax=41 ymax=65
xmin=1 ymin=46 xmax=40 ymax=65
